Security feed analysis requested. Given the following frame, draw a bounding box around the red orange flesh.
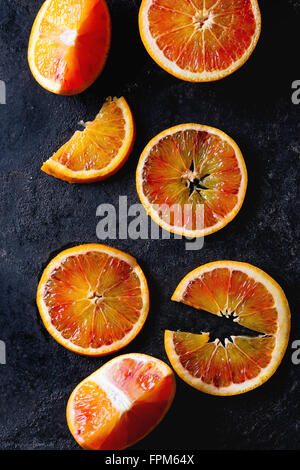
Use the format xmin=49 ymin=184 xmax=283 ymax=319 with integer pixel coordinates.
xmin=139 ymin=0 xmax=261 ymax=81
xmin=136 ymin=124 xmax=247 ymax=237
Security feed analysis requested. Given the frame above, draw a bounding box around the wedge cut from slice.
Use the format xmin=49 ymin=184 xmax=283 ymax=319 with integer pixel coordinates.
xmin=166 ymin=261 xmax=290 ymax=395
xmin=67 ymin=353 xmax=176 ymax=449
xmin=36 ymin=244 xmax=149 ymax=355
xmin=28 ymin=0 xmax=111 ymax=95
xmin=42 ymin=96 xmax=135 ymax=183
xmin=136 ymin=124 xmax=247 ymax=237
xmin=139 ymin=0 xmax=261 ymax=82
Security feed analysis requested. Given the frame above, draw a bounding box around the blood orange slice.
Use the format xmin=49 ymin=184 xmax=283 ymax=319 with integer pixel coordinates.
xmin=67 ymin=353 xmax=176 ymax=449
xmin=28 ymin=0 xmax=111 ymax=95
xmin=165 ymin=261 xmax=290 ymax=395
xmin=36 ymin=244 xmax=149 ymax=356
xmin=139 ymin=0 xmax=261 ymax=82
xmin=136 ymin=124 xmax=247 ymax=237
xmin=41 ymin=96 xmax=135 ymax=183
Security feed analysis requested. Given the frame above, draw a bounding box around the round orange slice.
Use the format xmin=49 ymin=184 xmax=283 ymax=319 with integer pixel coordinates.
xmin=41 ymin=96 xmax=135 ymax=183
xmin=28 ymin=0 xmax=111 ymax=95
xmin=136 ymin=124 xmax=247 ymax=237
xmin=139 ymin=0 xmax=261 ymax=82
xmin=165 ymin=261 xmax=290 ymax=395
xmin=36 ymin=244 xmax=149 ymax=356
xmin=67 ymin=353 xmax=176 ymax=450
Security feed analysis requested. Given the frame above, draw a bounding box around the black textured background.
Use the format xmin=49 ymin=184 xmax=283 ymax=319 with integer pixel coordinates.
xmin=0 ymin=0 xmax=299 ymax=450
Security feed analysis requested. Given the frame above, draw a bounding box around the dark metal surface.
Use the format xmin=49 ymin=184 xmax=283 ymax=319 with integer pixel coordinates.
xmin=0 ymin=0 xmax=299 ymax=450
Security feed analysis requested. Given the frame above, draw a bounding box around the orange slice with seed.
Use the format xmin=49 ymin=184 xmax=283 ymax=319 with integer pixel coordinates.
xmin=165 ymin=261 xmax=290 ymax=395
xmin=36 ymin=244 xmax=149 ymax=356
xmin=41 ymin=96 xmax=135 ymax=183
xmin=67 ymin=353 xmax=176 ymax=449
xmin=139 ymin=0 xmax=261 ymax=82
xmin=28 ymin=0 xmax=111 ymax=95
xmin=136 ymin=124 xmax=247 ymax=237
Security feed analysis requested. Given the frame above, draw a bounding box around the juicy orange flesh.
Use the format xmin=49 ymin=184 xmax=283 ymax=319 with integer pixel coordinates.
xmin=50 ymin=98 xmax=126 ymax=171
xmin=172 ymin=331 xmax=275 ymax=388
xmin=142 ymin=129 xmax=241 ymax=230
xmin=43 ymin=251 xmax=143 ymax=348
xmin=72 ymin=381 xmax=121 ymax=449
xmin=71 ymin=358 xmax=174 ymax=450
xmin=33 ymin=0 xmax=110 ymax=92
xmin=148 ymin=0 xmax=256 ymax=74
xmin=180 ymin=267 xmax=278 ymax=335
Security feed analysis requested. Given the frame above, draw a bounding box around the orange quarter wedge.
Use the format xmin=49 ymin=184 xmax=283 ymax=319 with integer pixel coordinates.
xmin=42 ymin=96 xmax=135 ymax=183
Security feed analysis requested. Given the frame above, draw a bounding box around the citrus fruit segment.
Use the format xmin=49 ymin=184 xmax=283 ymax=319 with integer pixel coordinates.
xmin=36 ymin=244 xmax=149 ymax=355
xmin=67 ymin=353 xmax=176 ymax=449
xmin=139 ymin=0 xmax=261 ymax=82
xmin=136 ymin=124 xmax=247 ymax=237
xmin=167 ymin=261 xmax=290 ymax=395
xmin=41 ymin=96 xmax=135 ymax=183
xmin=28 ymin=0 xmax=111 ymax=95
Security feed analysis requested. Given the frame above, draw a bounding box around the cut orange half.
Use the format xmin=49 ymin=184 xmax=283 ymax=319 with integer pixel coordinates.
xmin=41 ymin=96 xmax=135 ymax=183
xmin=165 ymin=261 xmax=290 ymax=395
xmin=28 ymin=0 xmax=111 ymax=95
xmin=139 ymin=0 xmax=261 ymax=82
xmin=36 ymin=244 xmax=149 ymax=356
xmin=136 ymin=124 xmax=247 ymax=237
xmin=67 ymin=353 xmax=176 ymax=450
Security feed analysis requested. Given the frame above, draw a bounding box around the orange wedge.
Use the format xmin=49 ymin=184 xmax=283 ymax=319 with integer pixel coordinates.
xmin=41 ymin=96 xmax=135 ymax=183
xmin=36 ymin=244 xmax=149 ymax=356
xmin=136 ymin=124 xmax=247 ymax=237
xmin=165 ymin=261 xmax=290 ymax=395
xmin=67 ymin=353 xmax=176 ymax=450
xmin=28 ymin=0 xmax=111 ymax=95
xmin=139 ymin=0 xmax=261 ymax=82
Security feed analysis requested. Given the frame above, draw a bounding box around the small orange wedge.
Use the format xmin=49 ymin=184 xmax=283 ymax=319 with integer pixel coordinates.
xmin=139 ymin=0 xmax=261 ymax=82
xmin=67 ymin=353 xmax=176 ymax=450
xmin=36 ymin=244 xmax=149 ymax=356
xmin=165 ymin=261 xmax=291 ymax=395
xmin=28 ymin=0 xmax=111 ymax=95
xmin=41 ymin=96 xmax=135 ymax=183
